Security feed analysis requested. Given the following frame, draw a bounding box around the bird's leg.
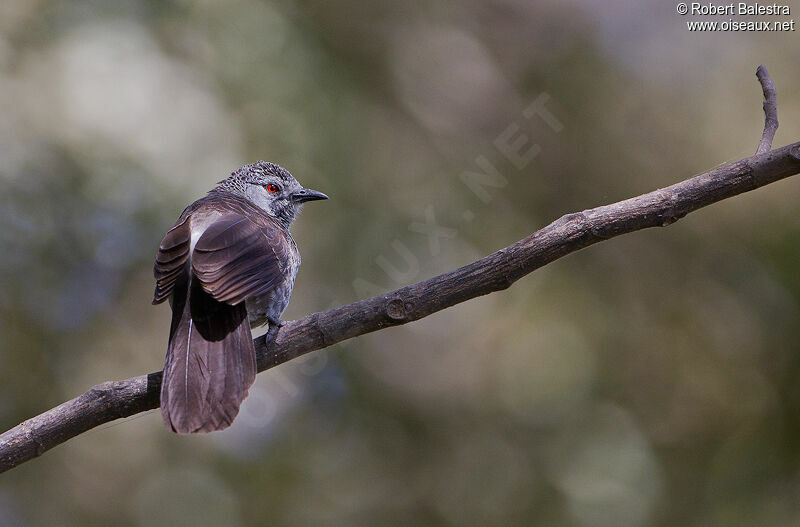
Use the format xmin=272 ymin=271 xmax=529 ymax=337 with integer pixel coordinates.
xmin=265 ymin=316 xmax=284 ymax=343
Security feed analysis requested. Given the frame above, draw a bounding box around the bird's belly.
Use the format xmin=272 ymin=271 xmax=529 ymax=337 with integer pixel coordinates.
xmin=246 ymin=275 xmax=296 ymax=327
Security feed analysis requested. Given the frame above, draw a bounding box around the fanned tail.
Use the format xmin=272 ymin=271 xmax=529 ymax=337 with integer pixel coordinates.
xmin=160 ymin=272 xmax=257 ymax=434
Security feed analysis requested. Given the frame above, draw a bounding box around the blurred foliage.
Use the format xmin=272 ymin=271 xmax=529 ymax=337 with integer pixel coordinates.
xmin=1 ymin=0 xmax=800 ymax=526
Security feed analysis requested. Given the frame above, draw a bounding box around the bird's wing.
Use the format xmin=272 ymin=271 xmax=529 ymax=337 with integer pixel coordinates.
xmin=153 ymin=214 xmax=192 ymax=304
xmin=192 ymin=214 xmax=290 ymax=305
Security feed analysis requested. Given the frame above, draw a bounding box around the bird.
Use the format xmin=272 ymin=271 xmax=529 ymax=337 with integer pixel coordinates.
xmin=152 ymin=161 xmax=328 ymax=434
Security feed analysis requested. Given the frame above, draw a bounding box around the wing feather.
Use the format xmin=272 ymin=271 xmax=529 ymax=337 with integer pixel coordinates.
xmin=153 ymin=215 xmax=192 ymax=304
xmin=192 ymin=214 xmax=289 ymax=306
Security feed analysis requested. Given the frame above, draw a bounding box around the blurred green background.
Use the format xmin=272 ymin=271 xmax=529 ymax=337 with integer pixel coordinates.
xmin=2 ymin=1 xmax=800 ymax=525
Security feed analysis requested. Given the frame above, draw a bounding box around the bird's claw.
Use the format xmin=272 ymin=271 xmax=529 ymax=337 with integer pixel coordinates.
xmin=265 ymin=318 xmax=284 ymax=342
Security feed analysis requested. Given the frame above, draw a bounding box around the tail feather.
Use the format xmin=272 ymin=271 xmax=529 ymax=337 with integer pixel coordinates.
xmin=161 ymin=273 xmax=257 ymax=434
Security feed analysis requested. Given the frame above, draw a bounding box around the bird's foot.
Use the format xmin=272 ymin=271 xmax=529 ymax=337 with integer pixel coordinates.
xmin=265 ymin=318 xmax=284 ymax=343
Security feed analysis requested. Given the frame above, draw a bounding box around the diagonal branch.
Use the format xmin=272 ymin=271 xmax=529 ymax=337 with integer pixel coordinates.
xmin=2 ymin=69 xmax=800 ymax=474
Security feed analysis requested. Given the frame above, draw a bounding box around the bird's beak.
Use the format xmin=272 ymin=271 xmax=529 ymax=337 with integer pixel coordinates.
xmin=291 ymin=188 xmax=329 ymax=203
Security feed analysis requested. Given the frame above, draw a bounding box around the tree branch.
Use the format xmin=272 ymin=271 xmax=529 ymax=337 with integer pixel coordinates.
xmin=3 ymin=69 xmax=800 ymax=474
xmin=756 ymin=65 xmax=778 ymax=155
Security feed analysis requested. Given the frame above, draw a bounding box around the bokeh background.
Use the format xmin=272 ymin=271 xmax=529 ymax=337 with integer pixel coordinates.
xmin=2 ymin=1 xmax=800 ymax=525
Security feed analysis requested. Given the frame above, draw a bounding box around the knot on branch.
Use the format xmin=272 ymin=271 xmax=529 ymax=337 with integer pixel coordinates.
xmin=386 ymin=298 xmax=413 ymax=321
xmin=656 ymin=190 xmax=685 ymax=227
xmin=24 ymin=427 xmax=46 ymax=457
xmin=577 ymin=210 xmax=610 ymax=240
xmin=88 ymin=382 xmax=115 ymax=403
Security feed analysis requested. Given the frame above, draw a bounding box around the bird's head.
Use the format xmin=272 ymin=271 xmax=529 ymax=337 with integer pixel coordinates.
xmin=216 ymin=161 xmax=328 ymax=227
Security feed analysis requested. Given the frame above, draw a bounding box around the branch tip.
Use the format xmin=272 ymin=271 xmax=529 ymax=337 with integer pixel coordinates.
xmin=755 ymin=65 xmax=778 ymax=155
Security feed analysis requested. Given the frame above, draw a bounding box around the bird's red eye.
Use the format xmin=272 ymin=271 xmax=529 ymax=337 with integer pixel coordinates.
xmin=267 ymin=184 xmax=279 ymax=193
